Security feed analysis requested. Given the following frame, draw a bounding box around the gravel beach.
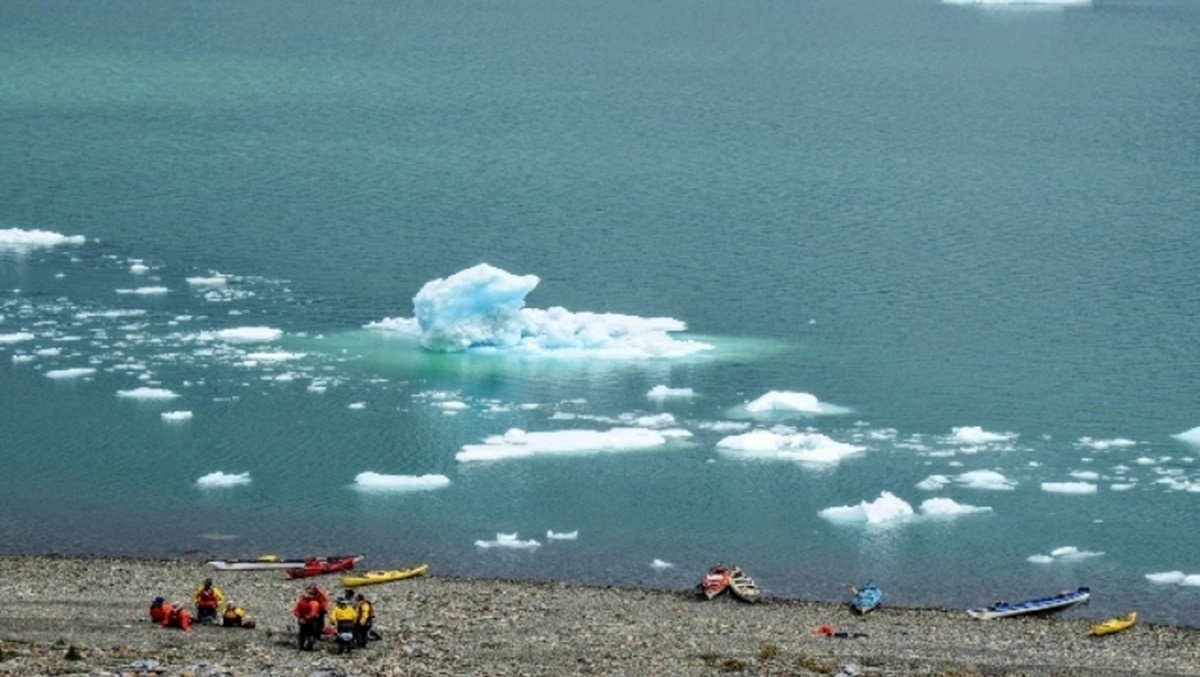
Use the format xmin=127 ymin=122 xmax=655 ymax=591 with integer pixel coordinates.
xmin=0 ymin=556 xmax=1197 ymax=676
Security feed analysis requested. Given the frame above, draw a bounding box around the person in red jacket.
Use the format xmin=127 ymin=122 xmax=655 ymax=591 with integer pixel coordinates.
xmin=149 ymin=597 xmax=171 ymax=624
xmin=293 ymin=588 xmax=322 ymax=650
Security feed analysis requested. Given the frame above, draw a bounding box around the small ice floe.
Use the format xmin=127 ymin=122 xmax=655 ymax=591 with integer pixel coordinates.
xmin=0 ymin=227 xmax=85 ymax=251
xmin=1078 ymin=437 xmax=1137 ymax=451
xmin=475 ymin=532 xmax=541 ymax=550
xmin=1172 ymin=427 xmax=1200 ymax=447
xmin=646 ymin=385 xmax=695 ymax=400
xmin=196 ymin=471 xmax=251 ymax=487
xmin=352 ymin=472 xmax=450 ymax=492
xmin=918 ymin=497 xmax=992 ymax=517
xmin=186 ymin=275 xmax=228 ymax=287
xmin=1040 ymin=481 xmax=1098 ymax=494
xmin=348 ymin=402 xmax=366 ymax=410
xmin=546 ymin=530 xmax=578 ymax=540
xmin=457 ymin=427 xmax=677 ymax=462
xmin=955 ymin=470 xmax=1017 ymax=490
xmin=117 ymin=387 xmax=180 ymax=400
xmin=116 ymin=286 xmax=169 ymax=295
xmin=204 ymin=327 xmax=283 ymax=343
xmin=716 ymin=429 xmax=865 ymax=465
xmin=1027 ymin=546 xmax=1104 ymax=564
xmin=0 ymin=332 xmax=36 ymax=344
xmin=45 ymin=367 xmax=96 ymax=379
xmin=161 ymin=411 xmax=193 ymax=422
xmin=650 ymin=559 xmax=674 ymax=569
xmin=819 ymin=491 xmax=914 ymax=525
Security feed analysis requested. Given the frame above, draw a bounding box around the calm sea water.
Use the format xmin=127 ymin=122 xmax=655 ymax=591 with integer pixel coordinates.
xmin=3 ymin=0 xmax=1200 ymax=625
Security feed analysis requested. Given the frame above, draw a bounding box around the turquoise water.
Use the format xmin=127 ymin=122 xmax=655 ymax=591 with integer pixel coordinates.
xmin=3 ymin=0 xmax=1200 ymax=624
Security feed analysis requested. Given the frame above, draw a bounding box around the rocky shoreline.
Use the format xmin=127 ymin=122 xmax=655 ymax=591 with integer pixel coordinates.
xmin=0 ymin=556 xmax=1198 ymax=676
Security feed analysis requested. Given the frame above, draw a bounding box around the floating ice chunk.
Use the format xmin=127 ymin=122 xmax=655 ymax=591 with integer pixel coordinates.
xmin=955 ymin=470 xmax=1017 ymax=490
xmin=457 ymin=427 xmax=674 ymax=462
xmin=1041 ymin=481 xmax=1097 ymax=494
xmin=475 ymin=532 xmax=541 ymax=549
xmin=1173 ymin=427 xmax=1200 ymax=447
xmin=196 ymin=471 xmax=251 ymax=487
xmin=949 ymin=426 xmax=1017 ymax=444
xmin=716 ymin=430 xmax=865 ymax=465
xmin=402 ymin=263 xmax=712 ymax=357
xmin=116 ymin=286 xmax=169 ymax=295
xmin=244 ymin=351 xmax=304 ymax=362
xmin=205 ymin=327 xmax=283 ymax=343
xmin=1181 ymin=575 xmax=1200 ymax=587
xmin=161 ymin=411 xmax=193 ymax=422
xmin=1109 ymin=482 xmax=1136 ymax=491
xmin=348 ymin=402 xmax=366 ymax=410
xmin=0 ymin=332 xmax=35 ymax=344
xmin=353 ymin=472 xmax=450 ymax=492
xmin=45 ymin=367 xmax=96 ymax=379
xmin=745 ymin=391 xmax=821 ymax=414
xmin=647 ymin=385 xmax=695 ymax=400
xmin=650 ymin=559 xmax=674 ymax=569
xmin=819 ymin=491 xmax=914 ymax=525
xmin=546 ymin=530 xmax=578 ymax=540
xmin=1146 ymin=571 xmax=1186 ymax=584
xmin=1069 ymin=471 xmax=1100 ymax=481
xmin=916 ymin=475 xmax=951 ymax=491
xmin=918 ymin=497 xmax=992 ymax=516
xmin=1078 ymin=437 xmax=1137 ymax=451
xmin=0 ymin=227 xmax=85 ymax=250
xmin=117 ymin=387 xmax=180 ymax=400
xmin=186 ymin=276 xmax=228 ymax=287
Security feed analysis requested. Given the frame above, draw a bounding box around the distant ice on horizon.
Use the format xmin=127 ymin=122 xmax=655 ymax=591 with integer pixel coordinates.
xmin=369 ymin=263 xmax=714 ymax=358
xmin=943 ymin=0 xmax=1089 ymax=6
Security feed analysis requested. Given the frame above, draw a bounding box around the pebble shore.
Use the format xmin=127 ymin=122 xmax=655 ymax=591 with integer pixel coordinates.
xmin=0 ymin=556 xmax=1197 ymax=676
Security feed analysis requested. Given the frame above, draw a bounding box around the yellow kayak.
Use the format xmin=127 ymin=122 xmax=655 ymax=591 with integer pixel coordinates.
xmin=1091 ymin=611 xmax=1136 ymax=636
xmin=341 ymin=564 xmax=429 ymax=587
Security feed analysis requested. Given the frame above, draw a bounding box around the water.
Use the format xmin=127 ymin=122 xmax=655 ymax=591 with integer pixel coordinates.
xmin=2 ymin=0 xmax=1200 ymax=625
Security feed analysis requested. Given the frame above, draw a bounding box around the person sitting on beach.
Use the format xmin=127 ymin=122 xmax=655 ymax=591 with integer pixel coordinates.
xmin=149 ymin=596 xmax=171 ymax=624
xmin=293 ymin=587 xmax=323 ymax=650
xmin=192 ymin=577 xmax=224 ymax=624
xmin=164 ymin=603 xmax=192 ymax=631
xmin=221 ymin=600 xmax=249 ymax=627
xmin=330 ymin=597 xmax=357 ymax=654
xmin=353 ymin=592 xmax=374 ymax=648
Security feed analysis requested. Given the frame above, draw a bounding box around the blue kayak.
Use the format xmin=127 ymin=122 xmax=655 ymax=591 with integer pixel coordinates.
xmin=851 ymin=582 xmax=882 ymax=614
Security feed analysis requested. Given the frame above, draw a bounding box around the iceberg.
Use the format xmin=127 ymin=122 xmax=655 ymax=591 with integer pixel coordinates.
xmin=382 ymin=263 xmax=713 ymax=358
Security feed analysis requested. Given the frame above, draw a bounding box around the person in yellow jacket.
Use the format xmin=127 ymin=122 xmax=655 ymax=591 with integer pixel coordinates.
xmin=192 ymin=578 xmax=225 ymax=624
xmin=329 ymin=597 xmax=357 ymax=654
xmin=221 ymin=600 xmax=255 ymax=628
xmin=353 ymin=593 xmax=374 ymax=648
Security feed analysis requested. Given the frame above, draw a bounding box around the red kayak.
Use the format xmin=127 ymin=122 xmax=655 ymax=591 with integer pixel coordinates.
xmin=283 ymin=555 xmax=363 ymax=579
xmin=698 ymin=564 xmax=732 ymax=600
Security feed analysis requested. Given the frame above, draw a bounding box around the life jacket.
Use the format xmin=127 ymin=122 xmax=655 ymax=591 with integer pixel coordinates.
xmin=166 ymin=606 xmax=191 ymax=631
xmin=331 ymin=603 xmax=356 ymax=632
xmin=293 ymin=597 xmax=320 ymax=621
xmin=149 ymin=601 xmax=171 ymax=624
xmin=195 ymin=586 xmax=220 ymax=608
xmin=222 ymin=606 xmax=245 ymax=626
xmin=356 ymin=600 xmax=374 ymax=625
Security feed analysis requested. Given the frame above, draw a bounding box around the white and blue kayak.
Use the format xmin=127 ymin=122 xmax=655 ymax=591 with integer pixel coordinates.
xmin=967 ymin=586 xmax=1090 ymax=619
xmin=851 ymin=581 xmax=882 ymax=614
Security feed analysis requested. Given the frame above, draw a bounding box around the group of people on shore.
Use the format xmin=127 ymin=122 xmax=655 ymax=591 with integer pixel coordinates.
xmin=148 ymin=576 xmax=377 ymax=655
xmin=148 ymin=578 xmax=253 ymax=632
xmin=292 ymin=582 xmax=375 ymax=654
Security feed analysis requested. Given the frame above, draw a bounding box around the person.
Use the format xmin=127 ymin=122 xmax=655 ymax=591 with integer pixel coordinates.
xmin=164 ymin=602 xmax=192 ymax=631
xmin=330 ymin=597 xmax=357 ymax=654
xmin=149 ymin=596 xmax=171 ymax=624
xmin=221 ymin=600 xmax=246 ymax=627
xmin=293 ymin=587 xmax=322 ymax=650
xmin=353 ymin=592 xmax=374 ymax=648
xmin=192 ymin=577 xmax=224 ymax=625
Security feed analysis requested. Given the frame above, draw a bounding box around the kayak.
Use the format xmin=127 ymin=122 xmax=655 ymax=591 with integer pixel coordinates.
xmin=208 ymin=554 xmax=363 ymax=571
xmin=340 ymin=564 xmax=429 ymax=587
xmin=851 ymin=582 xmax=882 ymax=614
xmin=967 ymin=587 xmax=1090 ymax=619
xmin=1091 ymin=611 xmax=1136 ymax=636
xmin=282 ymin=555 xmax=365 ymax=579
